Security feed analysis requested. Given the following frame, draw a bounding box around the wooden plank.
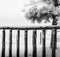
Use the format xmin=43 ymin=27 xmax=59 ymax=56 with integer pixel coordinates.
xmin=33 ymin=30 xmax=37 ymax=57
xmin=9 ymin=29 xmax=12 ymax=57
xmin=24 ymin=30 xmax=28 ymax=57
xmin=17 ymin=30 xmax=20 ymax=57
xmin=2 ymin=29 xmax=5 ymax=57
xmin=52 ymin=29 xmax=57 ymax=57
xmin=40 ymin=32 xmax=42 ymax=44
xmin=42 ymin=29 xmax=46 ymax=57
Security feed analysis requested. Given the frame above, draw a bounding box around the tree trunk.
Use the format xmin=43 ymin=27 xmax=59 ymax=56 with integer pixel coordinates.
xmin=50 ymin=15 xmax=57 ymax=49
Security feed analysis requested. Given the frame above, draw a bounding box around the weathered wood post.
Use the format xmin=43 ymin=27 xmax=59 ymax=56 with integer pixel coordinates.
xmin=40 ymin=32 xmax=42 ymax=44
xmin=51 ymin=30 xmax=54 ymax=49
xmin=33 ymin=30 xmax=37 ymax=57
xmin=42 ymin=29 xmax=46 ymax=57
xmin=52 ymin=29 xmax=57 ymax=57
xmin=50 ymin=0 xmax=58 ymax=49
xmin=9 ymin=29 xmax=12 ymax=57
xmin=2 ymin=29 xmax=5 ymax=57
xmin=17 ymin=30 xmax=20 ymax=57
xmin=51 ymin=16 xmax=57 ymax=49
xmin=24 ymin=30 xmax=28 ymax=57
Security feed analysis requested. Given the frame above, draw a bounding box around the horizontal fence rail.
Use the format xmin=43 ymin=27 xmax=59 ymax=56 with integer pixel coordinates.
xmin=0 ymin=26 xmax=60 ymax=57
xmin=0 ymin=25 xmax=60 ymax=30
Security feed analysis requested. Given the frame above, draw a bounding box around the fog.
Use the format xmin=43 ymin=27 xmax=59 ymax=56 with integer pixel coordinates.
xmin=0 ymin=0 xmax=53 ymax=27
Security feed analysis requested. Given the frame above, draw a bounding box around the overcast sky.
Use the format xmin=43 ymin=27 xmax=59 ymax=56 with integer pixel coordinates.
xmin=0 ymin=0 xmax=53 ymax=27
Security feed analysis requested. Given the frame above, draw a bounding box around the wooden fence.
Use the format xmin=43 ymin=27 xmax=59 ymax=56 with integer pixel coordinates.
xmin=1 ymin=26 xmax=60 ymax=57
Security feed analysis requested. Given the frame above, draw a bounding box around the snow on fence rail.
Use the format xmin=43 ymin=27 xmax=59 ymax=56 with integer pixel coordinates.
xmin=0 ymin=26 xmax=60 ymax=57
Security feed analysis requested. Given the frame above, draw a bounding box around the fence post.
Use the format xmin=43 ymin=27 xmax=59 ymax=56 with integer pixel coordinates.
xmin=33 ymin=30 xmax=37 ymax=57
xmin=2 ymin=29 xmax=5 ymax=57
xmin=42 ymin=29 xmax=46 ymax=57
xmin=52 ymin=29 xmax=57 ymax=57
xmin=17 ymin=30 xmax=20 ymax=57
xmin=9 ymin=29 xmax=12 ymax=57
xmin=24 ymin=30 xmax=28 ymax=57
xmin=50 ymin=30 xmax=54 ymax=49
xmin=40 ymin=32 xmax=42 ymax=44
